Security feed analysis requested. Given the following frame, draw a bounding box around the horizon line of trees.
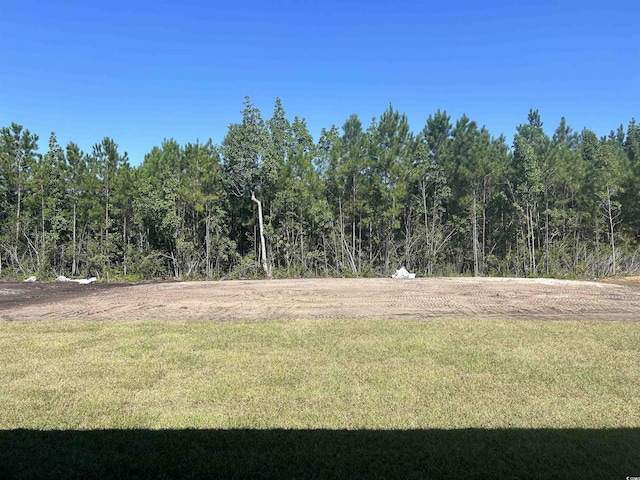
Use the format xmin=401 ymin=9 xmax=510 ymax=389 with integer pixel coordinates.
xmin=1 ymin=98 xmax=639 ymax=281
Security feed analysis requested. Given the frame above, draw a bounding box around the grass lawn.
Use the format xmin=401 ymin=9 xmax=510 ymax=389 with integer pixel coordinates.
xmin=1 ymin=318 xmax=638 ymax=479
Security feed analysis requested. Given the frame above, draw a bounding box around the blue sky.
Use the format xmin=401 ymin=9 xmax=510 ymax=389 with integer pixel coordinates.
xmin=1 ymin=0 xmax=638 ymax=165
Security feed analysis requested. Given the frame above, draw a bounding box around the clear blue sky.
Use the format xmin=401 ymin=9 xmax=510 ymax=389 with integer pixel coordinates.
xmin=1 ymin=0 xmax=638 ymax=165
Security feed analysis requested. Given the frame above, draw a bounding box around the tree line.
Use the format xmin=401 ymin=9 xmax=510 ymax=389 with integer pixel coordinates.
xmin=1 ymin=98 xmax=639 ymax=280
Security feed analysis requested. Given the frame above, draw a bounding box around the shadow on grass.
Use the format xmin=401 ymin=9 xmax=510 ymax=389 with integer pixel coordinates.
xmin=1 ymin=428 xmax=638 ymax=479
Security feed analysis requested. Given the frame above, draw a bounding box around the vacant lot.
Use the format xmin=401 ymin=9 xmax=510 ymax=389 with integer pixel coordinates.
xmin=2 ymin=276 xmax=640 ymax=321
xmin=1 ymin=277 xmax=639 ymax=479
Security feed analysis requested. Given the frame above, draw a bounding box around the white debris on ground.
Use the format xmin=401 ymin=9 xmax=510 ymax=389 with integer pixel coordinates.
xmin=23 ymin=276 xmax=37 ymax=282
xmin=56 ymin=275 xmax=97 ymax=284
xmin=392 ymin=267 xmax=416 ymax=279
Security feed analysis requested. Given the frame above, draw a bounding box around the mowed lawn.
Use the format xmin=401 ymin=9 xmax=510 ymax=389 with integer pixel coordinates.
xmin=1 ymin=318 xmax=639 ymax=479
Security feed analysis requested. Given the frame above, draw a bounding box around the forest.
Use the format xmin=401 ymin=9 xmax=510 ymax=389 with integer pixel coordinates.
xmin=1 ymin=98 xmax=639 ymax=280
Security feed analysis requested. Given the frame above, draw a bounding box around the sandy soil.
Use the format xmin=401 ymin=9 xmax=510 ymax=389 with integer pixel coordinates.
xmin=1 ymin=277 xmax=640 ymax=322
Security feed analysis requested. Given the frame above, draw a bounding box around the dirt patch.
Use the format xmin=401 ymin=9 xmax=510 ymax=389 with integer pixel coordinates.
xmin=0 ymin=281 xmax=134 ymax=310
xmin=2 ymin=277 xmax=640 ymax=322
xmin=598 ymin=276 xmax=640 ymax=289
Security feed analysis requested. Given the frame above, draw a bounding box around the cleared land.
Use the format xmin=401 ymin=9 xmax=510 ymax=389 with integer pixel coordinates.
xmin=1 ymin=277 xmax=639 ymax=479
xmin=2 ymin=276 xmax=640 ymax=321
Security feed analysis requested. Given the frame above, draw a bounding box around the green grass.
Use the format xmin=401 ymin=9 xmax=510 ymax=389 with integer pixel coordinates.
xmin=0 ymin=318 xmax=638 ymax=478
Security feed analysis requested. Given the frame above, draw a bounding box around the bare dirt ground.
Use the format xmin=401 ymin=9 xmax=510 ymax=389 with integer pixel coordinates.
xmin=1 ymin=277 xmax=640 ymax=322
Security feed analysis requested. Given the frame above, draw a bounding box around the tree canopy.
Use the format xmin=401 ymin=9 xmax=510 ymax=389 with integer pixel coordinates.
xmin=1 ymin=101 xmax=638 ymax=280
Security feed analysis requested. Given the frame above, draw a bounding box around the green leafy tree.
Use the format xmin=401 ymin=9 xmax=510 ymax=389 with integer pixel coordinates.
xmin=621 ymin=119 xmax=640 ymax=241
xmin=88 ymin=137 xmax=129 ymax=275
xmin=450 ymin=117 xmax=506 ymax=276
xmin=0 ymin=123 xmax=39 ymax=274
xmin=134 ymin=140 xmax=184 ymax=277
xmin=65 ymin=142 xmax=88 ymax=275
xmin=511 ymin=110 xmax=549 ymax=275
xmin=546 ymin=118 xmax=584 ymax=275
xmin=368 ymin=105 xmax=414 ymax=271
xmin=182 ymin=141 xmax=228 ymax=277
xmin=582 ymin=129 xmax=625 ymax=274
xmin=221 ymin=97 xmax=274 ymax=277
xmin=28 ymin=132 xmax=68 ymax=273
xmin=323 ymin=114 xmax=370 ymax=273
xmin=414 ymin=110 xmax=453 ymax=275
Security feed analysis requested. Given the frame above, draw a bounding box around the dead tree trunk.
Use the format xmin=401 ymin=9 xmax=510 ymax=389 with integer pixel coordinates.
xmin=72 ymin=202 xmax=77 ymax=276
xmin=251 ymin=191 xmax=271 ymax=278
